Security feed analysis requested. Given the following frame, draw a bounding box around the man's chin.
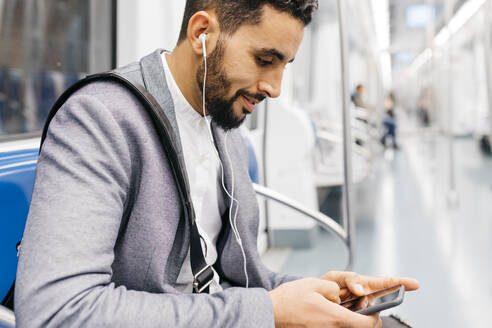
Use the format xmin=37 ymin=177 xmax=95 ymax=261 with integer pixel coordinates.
xmin=212 ymin=114 xmax=246 ymax=131
xmin=206 ymin=99 xmax=249 ymax=131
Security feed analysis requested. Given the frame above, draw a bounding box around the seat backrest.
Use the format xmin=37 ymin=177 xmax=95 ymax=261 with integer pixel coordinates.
xmin=0 ymin=147 xmax=38 ymax=301
xmin=240 ymin=133 xmax=260 ymax=184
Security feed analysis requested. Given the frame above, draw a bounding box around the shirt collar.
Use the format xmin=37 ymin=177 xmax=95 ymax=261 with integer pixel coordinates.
xmin=161 ymin=52 xmax=207 ymax=126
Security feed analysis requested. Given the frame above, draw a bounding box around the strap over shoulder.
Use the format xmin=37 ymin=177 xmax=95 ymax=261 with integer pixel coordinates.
xmin=2 ymin=73 xmax=213 ymax=311
xmin=41 ymin=72 xmax=214 ymax=293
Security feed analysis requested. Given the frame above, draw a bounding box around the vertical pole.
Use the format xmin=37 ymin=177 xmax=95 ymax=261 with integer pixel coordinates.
xmin=483 ymin=1 xmax=492 ymax=138
xmin=2 ymin=0 xmax=15 ymax=123
xmin=428 ymin=0 xmax=436 ymax=128
xmin=111 ymin=0 xmax=118 ymax=69
xmin=0 ymin=1 xmax=5 ymax=30
xmin=336 ymin=0 xmax=355 ymax=270
xmin=428 ymin=0 xmax=438 ymax=162
xmin=445 ymin=2 xmax=458 ymax=206
xmin=262 ymin=100 xmax=273 ymax=248
xmin=21 ymin=0 xmax=36 ymax=131
xmin=89 ymin=0 xmax=114 ymax=73
xmin=308 ymin=19 xmax=318 ymax=102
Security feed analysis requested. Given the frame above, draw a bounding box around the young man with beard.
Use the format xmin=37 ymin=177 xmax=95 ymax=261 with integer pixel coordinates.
xmin=15 ymin=0 xmax=418 ymax=327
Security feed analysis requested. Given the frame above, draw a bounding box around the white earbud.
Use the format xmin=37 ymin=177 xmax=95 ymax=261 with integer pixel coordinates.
xmin=199 ymin=33 xmax=207 ymax=58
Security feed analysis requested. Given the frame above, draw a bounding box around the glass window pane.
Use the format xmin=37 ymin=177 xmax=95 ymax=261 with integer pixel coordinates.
xmin=0 ymin=0 xmax=115 ymax=139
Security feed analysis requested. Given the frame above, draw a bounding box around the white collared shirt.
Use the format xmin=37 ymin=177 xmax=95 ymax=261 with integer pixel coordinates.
xmin=161 ymin=52 xmax=225 ymax=293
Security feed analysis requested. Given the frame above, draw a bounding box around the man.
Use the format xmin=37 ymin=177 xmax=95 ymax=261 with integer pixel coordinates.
xmin=381 ymin=92 xmax=399 ymax=149
xmin=15 ymin=1 xmax=419 ymax=327
xmin=351 ymin=84 xmax=366 ymax=109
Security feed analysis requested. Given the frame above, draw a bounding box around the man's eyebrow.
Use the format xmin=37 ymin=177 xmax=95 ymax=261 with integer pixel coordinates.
xmin=257 ymin=48 xmax=295 ymax=63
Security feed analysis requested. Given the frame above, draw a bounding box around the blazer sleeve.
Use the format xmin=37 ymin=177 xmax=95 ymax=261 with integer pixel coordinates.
xmin=267 ymin=270 xmax=303 ymax=289
xmin=14 ymin=94 xmax=275 ymax=328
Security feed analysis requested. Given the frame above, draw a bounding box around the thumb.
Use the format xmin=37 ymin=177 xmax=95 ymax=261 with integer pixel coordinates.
xmin=346 ymin=276 xmax=366 ymax=297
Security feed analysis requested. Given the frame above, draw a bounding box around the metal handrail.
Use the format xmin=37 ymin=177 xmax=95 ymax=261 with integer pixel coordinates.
xmin=319 ymin=119 xmax=369 ymax=134
xmin=253 ymin=184 xmax=353 ymax=270
xmin=353 ymin=107 xmax=369 ymax=121
xmin=0 ymin=305 xmax=15 ymax=328
xmin=316 ymin=132 xmax=371 ymax=161
xmin=317 ymin=119 xmax=371 ymax=144
xmin=317 ymin=131 xmax=342 ymax=144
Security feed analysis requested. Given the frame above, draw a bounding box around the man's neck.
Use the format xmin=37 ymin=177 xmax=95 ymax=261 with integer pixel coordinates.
xmin=166 ymin=46 xmax=204 ymax=115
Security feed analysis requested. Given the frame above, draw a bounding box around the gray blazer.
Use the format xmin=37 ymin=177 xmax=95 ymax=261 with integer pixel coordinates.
xmin=15 ymin=50 xmax=297 ymax=327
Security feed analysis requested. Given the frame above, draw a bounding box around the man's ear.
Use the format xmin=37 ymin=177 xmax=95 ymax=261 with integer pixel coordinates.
xmin=187 ymin=10 xmax=220 ymax=57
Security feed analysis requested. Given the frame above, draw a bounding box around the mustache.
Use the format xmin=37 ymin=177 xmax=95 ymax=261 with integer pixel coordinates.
xmin=232 ymin=90 xmax=266 ymax=103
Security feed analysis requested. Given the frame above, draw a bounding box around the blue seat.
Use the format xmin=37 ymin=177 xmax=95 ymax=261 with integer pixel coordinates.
xmin=0 ymin=149 xmax=38 ymax=301
xmin=241 ymin=133 xmax=259 ymax=184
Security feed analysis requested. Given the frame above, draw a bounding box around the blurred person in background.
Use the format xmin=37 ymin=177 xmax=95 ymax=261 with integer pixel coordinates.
xmin=351 ymin=84 xmax=366 ymax=108
xmin=418 ymin=87 xmax=431 ymax=127
xmin=381 ymin=91 xmax=399 ymax=149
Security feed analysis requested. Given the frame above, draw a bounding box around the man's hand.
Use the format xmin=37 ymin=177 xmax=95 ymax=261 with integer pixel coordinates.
xmin=321 ymin=271 xmax=420 ymax=302
xmin=269 ymin=278 xmax=382 ymax=328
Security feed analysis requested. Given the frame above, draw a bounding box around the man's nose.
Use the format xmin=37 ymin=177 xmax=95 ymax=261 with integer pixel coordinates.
xmin=258 ymin=71 xmax=283 ymax=99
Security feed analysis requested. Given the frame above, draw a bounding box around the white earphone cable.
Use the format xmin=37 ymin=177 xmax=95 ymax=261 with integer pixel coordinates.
xmin=225 ymin=132 xmax=248 ymax=288
xmin=199 ymin=34 xmax=248 ymax=288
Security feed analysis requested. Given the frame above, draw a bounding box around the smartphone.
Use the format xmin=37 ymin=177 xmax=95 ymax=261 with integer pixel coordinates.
xmin=340 ymin=285 xmax=405 ymax=316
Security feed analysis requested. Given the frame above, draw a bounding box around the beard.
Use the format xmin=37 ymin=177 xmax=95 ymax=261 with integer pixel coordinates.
xmin=196 ymin=39 xmax=265 ymax=131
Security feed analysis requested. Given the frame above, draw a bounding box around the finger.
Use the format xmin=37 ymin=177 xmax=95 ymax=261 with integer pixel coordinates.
xmin=340 ymin=288 xmax=352 ymax=299
xmin=309 ymin=279 xmax=341 ymax=304
xmin=397 ymin=277 xmax=420 ymax=291
xmin=322 ymin=271 xmax=364 ymax=296
xmin=357 ymin=296 xmax=369 ymax=310
xmin=375 ymin=315 xmax=383 ymax=328
xmin=321 ymin=271 xmax=352 ymax=281
xmin=362 ymin=276 xmax=420 ymax=292
xmin=321 ymin=271 xmax=357 ymax=289
xmin=344 ymin=274 xmax=367 ymax=297
xmin=366 ymin=314 xmax=382 ymax=328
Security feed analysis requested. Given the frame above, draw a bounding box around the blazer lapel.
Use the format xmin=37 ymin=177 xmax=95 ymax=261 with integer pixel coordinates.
xmin=139 ymin=49 xmax=190 ymax=285
xmin=211 ymin=123 xmax=234 ymax=210
xmin=140 ymin=49 xmax=181 ymax=143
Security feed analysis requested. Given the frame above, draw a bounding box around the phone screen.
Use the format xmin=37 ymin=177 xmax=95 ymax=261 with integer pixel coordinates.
xmin=341 ymin=285 xmax=403 ymax=313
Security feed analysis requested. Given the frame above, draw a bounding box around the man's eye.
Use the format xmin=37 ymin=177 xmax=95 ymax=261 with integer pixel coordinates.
xmin=257 ymin=57 xmax=273 ymax=66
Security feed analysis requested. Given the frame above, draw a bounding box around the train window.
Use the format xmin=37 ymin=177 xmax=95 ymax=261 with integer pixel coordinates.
xmin=0 ymin=0 xmax=116 ymax=141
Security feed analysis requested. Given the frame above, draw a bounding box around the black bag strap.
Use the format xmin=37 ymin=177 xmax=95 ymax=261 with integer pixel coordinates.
xmin=41 ymin=73 xmax=213 ymax=292
xmin=1 ymin=282 xmax=14 ymax=310
xmin=2 ymin=73 xmax=213 ymax=310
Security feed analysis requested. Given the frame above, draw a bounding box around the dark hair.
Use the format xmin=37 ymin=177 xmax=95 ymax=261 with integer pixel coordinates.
xmin=178 ymin=0 xmax=318 ymax=43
